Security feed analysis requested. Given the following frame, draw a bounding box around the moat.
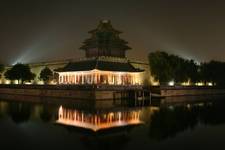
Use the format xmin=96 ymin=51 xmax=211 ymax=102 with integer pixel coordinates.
xmin=0 ymin=96 xmax=225 ymax=150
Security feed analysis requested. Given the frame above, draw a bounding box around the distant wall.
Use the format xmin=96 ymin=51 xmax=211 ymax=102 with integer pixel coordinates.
xmin=131 ymin=61 xmax=151 ymax=85
xmin=160 ymin=86 xmax=225 ymax=97
xmin=29 ymin=61 xmax=68 ymax=84
xmin=1 ymin=59 xmax=152 ymax=85
xmin=0 ymin=60 xmax=70 ymax=84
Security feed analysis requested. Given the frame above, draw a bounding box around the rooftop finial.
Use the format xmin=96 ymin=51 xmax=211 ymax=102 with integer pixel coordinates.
xmin=101 ymin=19 xmax=110 ymax=23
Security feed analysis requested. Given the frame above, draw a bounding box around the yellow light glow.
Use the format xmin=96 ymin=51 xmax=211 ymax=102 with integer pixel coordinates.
xmin=168 ymin=81 xmax=175 ymax=86
xmin=5 ymin=80 xmax=10 ymax=84
xmin=195 ymin=82 xmax=204 ymax=86
xmin=49 ymin=81 xmax=57 ymax=85
xmin=151 ymin=82 xmax=159 ymax=86
xmin=181 ymin=81 xmax=190 ymax=86
xmin=207 ymin=82 xmax=213 ymax=86
xmin=37 ymin=81 xmax=44 ymax=85
xmin=24 ymin=82 xmax=32 ymax=85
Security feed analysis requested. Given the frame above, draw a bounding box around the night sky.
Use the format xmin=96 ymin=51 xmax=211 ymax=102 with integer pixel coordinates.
xmin=1 ymin=0 xmax=225 ymax=65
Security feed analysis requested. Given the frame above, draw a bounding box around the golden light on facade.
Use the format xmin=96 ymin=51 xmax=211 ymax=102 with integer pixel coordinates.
xmin=57 ymin=69 xmax=142 ymax=85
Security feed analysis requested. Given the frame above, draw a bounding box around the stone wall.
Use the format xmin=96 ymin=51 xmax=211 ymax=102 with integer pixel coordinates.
xmin=130 ymin=61 xmax=151 ymax=85
xmin=0 ymin=85 xmax=136 ymax=100
xmin=160 ymin=86 xmax=225 ymax=97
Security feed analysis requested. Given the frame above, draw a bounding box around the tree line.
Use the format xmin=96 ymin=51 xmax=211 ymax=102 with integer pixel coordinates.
xmin=148 ymin=51 xmax=225 ymax=86
xmin=0 ymin=63 xmax=53 ymax=84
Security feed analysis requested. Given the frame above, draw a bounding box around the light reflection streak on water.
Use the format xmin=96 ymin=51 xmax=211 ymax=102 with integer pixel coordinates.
xmin=56 ymin=105 xmax=144 ymax=131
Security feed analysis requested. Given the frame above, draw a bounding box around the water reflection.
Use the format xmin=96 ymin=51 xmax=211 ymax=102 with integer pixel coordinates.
xmin=149 ymin=102 xmax=225 ymax=141
xmin=8 ymin=102 xmax=32 ymax=124
xmin=81 ymin=132 xmax=130 ymax=150
xmin=39 ymin=104 xmax=55 ymax=122
xmin=0 ymin=98 xmax=225 ymax=150
xmin=56 ymin=106 xmax=142 ymax=131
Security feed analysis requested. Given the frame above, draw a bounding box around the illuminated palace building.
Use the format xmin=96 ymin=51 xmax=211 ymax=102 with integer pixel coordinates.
xmin=55 ymin=20 xmax=144 ymax=86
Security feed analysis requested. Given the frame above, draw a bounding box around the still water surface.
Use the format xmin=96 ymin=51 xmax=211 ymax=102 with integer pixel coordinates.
xmin=0 ymin=98 xmax=225 ymax=150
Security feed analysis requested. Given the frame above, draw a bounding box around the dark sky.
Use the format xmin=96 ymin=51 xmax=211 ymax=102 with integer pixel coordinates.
xmin=1 ymin=0 xmax=225 ymax=65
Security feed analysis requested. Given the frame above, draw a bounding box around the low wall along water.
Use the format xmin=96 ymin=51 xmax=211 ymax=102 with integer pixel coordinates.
xmin=160 ymin=86 xmax=225 ymax=97
xmin=0 ymin=85 xmax=143 ymax=100
xmin=0 ymin=85 xmax=225 ymax=102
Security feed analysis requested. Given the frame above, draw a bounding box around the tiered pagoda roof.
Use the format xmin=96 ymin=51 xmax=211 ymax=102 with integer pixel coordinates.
xmin=56 ymin=57 xmax=143 ymax=72
xmin=80 ymin=20 xmax=131 ymax=58
xmin=55 ymin=20 xmax=144 ymax=73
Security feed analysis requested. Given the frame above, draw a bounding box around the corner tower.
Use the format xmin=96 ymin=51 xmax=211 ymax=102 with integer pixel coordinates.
xmin=80 ymin=20 xmax=131 ymax=58
xmin=56 ymin=20 xmax=144 ymax=86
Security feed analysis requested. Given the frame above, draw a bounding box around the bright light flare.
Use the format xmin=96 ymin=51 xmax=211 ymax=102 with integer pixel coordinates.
xmin=168 ymin=81 xmax=175 ymax=86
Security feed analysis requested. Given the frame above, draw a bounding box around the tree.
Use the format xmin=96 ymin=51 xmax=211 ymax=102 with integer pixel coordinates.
xmin=148 ymin=51 xmax=173 ymax=85
xmin=169 ymin=54 xmax=188 ymax=84
xmin=0 ymin=64 xmax=4 ymax=73
xmin=39 ymin=67 xmax=53 ymax=84
xmin=149 ymin=51 xmax=225 ymax=86
xmin=4 ymin=63 xmax=36 ymax=84
xmin=0 ymin=64 xmax=4 ymax=78
xmin=200 ymin=61 xmax=225 ymax=86
xmin=149 ymin=51 xmax=202 ymax=85
xmin=186 ymin=60 xmax=200 ymax=83
xmin=8 ymin=102 xmax=31 ymax=124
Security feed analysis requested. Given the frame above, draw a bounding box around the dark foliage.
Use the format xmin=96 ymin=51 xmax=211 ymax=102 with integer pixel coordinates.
xmin=200 ymin=60 xmax=225 ymax=86
xmin=4 ymin=63 xmax=35 ymax=84
xmin=0 ymin=64 xmax=4 ymax=78
xmin=148 ymin=51 xmax=199 ymax=85
xmin=39 ymin=67 xmax=53 ymax=84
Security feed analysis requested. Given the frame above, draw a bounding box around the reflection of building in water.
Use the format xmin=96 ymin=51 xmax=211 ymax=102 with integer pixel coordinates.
xmin=56 ymin=106 xmax=142 ymax=131
xmin=0 ymin=101 xmax=8 ymax=114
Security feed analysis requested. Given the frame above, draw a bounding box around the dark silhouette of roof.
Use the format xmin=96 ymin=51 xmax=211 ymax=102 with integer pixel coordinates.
xmin=80 ymin=20 xmax=131 ymax=51
xmin=55 ymin=58 xmax=144 ymax=72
